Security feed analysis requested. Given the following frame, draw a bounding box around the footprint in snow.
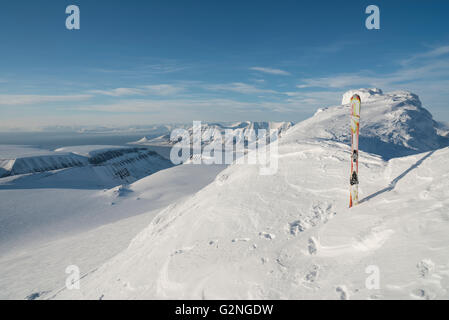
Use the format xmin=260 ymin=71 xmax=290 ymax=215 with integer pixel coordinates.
xmin=304 ymin=264 xmax=320 ymax=283
xmin=209 ymin=240 xmax=219 ymax=248
xmin=289 ymin=220 xmax=305 ymax=236
xmin=336 ymin=286 xmax=349 ymax=300
xmin=417 ymin=259 xmax=435 ymax=278
xmin=172 ymin=246 xmax=195 ymax=255
xmin=308 ymin=237 xmax=318 ymax=255
xmin=259 ymin=232 xmax=275 ymax=240
xmin=216 ymin=174 xmax=229 ymax=186
xmin=25 ymin=291 xmax=49 ymax=300
xmin=411 ymin=288 xmax=434 ymax=300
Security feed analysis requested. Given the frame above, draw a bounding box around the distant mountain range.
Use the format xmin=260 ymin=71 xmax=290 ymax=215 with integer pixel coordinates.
xmin=130 ymin=121 xmax=294 ymax=147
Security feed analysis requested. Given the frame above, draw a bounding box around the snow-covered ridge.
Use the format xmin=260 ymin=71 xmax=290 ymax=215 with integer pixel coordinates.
xmin=341 ymin=88 xmax=384 ymax=105
xmin=0 ymin=145 xmax=172 ymax=182
xmin=130 ymin=121 xmax=294 ymax=147
xmin=0 ymin=146 xmax=88 ymax=178
xmin=56 ymin=142 xmax=449 ymax=300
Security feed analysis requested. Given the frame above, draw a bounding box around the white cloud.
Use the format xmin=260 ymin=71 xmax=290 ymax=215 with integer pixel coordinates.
xmin=74 ymin=90 xmax=340 ymax=118
xmin=90 ymin=62 xmax=189 ymax=75
xmin=250 ymin=67 xmax=291 ymax=76
xmin=297 ymin=74 xmax=379 ymax=89
xmin=78 ymin=98 xmax=268 ymax=113
xmin=142 ymin=84 xmax=185 ymax=95
xmin=4 ymin=44 xmax=449 ymax=130
xmin=297 ymin=53 xmax=449 ymax=90
xmin=90 ymin=88 xmax=144 ymax=97
xmin=401 ymin=45 xmax=449 ymax=65
xmin=0 ymin=94 xmax=92 ymax=106
xmin=90 ymin=84 xmax=184 ymax=97
xmin=205 ymin=82 xmax=278 ymax=95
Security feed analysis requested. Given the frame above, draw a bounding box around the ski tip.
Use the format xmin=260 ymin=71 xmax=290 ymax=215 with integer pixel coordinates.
xmin=351 ymin=94 xmax=361 ymax=103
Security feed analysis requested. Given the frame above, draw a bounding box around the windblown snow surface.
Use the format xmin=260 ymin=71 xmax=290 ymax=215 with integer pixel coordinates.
xmin=53 ymin=89 xmax=449 ymax=300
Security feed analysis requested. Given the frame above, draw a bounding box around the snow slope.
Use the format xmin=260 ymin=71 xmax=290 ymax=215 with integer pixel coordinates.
xmin=54 ymin=89 xmax=449 ymax=300
xmin=0 ymin=163 xmax=226 ymax=299
xmin=0 ymin=145 xmax=174 ymax=254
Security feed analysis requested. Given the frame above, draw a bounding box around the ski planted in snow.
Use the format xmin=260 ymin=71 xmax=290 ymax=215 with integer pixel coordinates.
xmin=350 ymin=94 xmax=361 ymax=208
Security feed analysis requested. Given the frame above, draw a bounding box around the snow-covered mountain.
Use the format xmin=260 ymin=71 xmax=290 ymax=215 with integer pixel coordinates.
xmin=0 ymin=146 xmax=88 ymax=178
xmin=291 ymin=88 xmax=449 ymax=159
xmin=0 ymin=145 xmax=172 ymax=185
xmin=54 ymin=89 xmax=449 ymax=300
xmin=435 ymin=121 xmax=449 ymax=138
xmin=130 ymin=121 xmax=294 ymax=147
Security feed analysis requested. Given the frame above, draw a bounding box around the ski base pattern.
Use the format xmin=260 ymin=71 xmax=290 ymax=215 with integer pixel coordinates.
xmin=350 ymin=94 xmax=361 ymax=208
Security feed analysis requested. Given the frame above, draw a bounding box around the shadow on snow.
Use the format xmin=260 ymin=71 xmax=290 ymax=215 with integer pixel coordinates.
xmin=359 ymin=150 xmax=435 ymax=204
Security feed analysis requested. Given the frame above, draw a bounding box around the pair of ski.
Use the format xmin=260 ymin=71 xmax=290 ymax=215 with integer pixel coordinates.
xmin=349 ymin=94 xmax=361 ymax=208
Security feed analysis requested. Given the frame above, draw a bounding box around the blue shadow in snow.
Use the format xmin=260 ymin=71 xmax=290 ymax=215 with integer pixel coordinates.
xmin=359 ymin=150 xmax=435 ymax=204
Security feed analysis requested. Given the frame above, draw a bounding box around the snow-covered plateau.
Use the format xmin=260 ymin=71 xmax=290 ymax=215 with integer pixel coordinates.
xmin=1 ymin=89 xmax=448 ymax=300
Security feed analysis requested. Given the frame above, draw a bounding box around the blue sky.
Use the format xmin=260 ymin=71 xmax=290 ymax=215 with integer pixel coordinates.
xmin=0 ymin=0 xmax=449 ymax=130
